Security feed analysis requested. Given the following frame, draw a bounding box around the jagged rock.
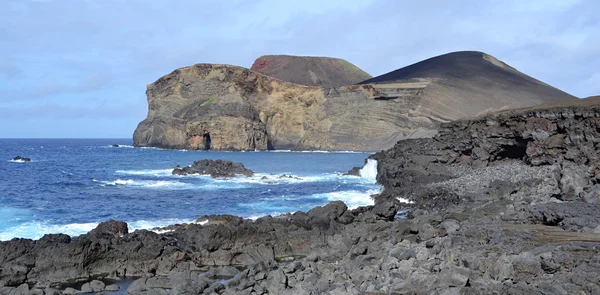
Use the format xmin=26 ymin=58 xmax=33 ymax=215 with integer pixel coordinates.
xmin=344 ymin=167 xmax=362 ymax=176
xmin=307 ymin=201 xmax=348 ymax=230
xmin=172 ymin=159 xmax=253 ymax=177
xmin=88 ymin=220 xmax=128 ymax=236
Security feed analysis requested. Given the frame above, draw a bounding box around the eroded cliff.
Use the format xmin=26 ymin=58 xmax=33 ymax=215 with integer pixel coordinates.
xmin=134 ymin=51 xmax=576 ymax=151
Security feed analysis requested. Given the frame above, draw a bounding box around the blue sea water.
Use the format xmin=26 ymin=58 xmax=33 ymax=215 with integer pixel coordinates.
xmin=0 ymin=139 xmax=378 ymax=241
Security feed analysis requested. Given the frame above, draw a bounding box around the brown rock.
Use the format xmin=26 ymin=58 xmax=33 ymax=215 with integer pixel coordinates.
xmin=133 ymin=51 xmax=574 ymax=151
xmin=250 ymin=55 xmax=372 ymax=87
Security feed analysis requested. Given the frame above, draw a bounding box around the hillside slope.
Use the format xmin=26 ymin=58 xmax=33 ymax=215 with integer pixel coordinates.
xmin=250 ymin=55 xmax=372 ymax=87
xmin=360 ymin=51 xmax=576 ymax=120
xmin=133 ymin=52 xmax=576 ymax=151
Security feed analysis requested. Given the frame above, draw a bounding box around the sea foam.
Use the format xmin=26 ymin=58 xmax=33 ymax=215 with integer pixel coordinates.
xmin=115 ymin=169 xmax=173 ymax=177
xmin=8 ymin=159 xmax=33 ymax=163
xmin=358 ymin=159 xmax=378 ymax=181
xmin=319 ymin=188 xmax=379 ymax=209
xmin=0 ymin=218 xmax=196 ymax=241
xmin=94 ymin=179 xmax=190 ymax=189
xmin=110 ymin=144 xmax=134 ymax=148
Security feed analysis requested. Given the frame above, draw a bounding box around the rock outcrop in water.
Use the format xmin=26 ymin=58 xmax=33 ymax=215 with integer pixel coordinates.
xmin=172 ymin=159 xmax=254 ymax=177
xmin=5 ymin=98 xmax=600 ymax=294
xmin=250 ymin=55 xmax=372 ymax=87
xmin=11 ymin=156 xmax=31 ymax=162
xmin=133 ymin=51 xmax=575 ymax=151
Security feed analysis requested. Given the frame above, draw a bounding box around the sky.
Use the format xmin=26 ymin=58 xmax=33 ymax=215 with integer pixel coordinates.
xmin=1 ymin=0 xmax=598 ymax=138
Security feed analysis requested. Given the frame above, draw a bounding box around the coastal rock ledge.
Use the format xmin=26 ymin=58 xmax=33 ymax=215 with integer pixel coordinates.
xmin=3 ymin=98 xmax=600 ymax=294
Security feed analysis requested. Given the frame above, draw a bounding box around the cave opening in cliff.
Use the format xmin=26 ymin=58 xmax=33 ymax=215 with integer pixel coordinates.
xmin=496 ymin=138 xmax=531 ymax=160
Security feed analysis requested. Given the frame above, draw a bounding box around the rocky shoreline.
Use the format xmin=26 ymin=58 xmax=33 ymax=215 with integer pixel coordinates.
xmin=4 ymin=98 xmax=600 ymax=294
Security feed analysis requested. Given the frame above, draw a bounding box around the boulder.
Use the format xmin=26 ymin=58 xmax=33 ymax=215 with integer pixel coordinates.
xmin=307 ymin=201 xmax=348 ymax=230
xmin=88 ymin=220 xmax=128 ymax=236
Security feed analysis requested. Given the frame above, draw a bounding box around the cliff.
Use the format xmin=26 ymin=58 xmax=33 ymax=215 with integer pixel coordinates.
xmin=133 ymin=51 xmax=576 ymax=151
xmin=373 ymin=95 xmax=600 ymax=205
xmin=250 ymin=55 xmax=372 ymax=87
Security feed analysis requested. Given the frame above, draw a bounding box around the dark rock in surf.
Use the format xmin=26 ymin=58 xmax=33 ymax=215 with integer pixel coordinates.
xmin=12 ymin=156 xmax=31 ymax=162
xmin=344 ymin=166 xmax=362 ymax=176
xmin=172 ymin=159 xmax=254 ymax=177
xmin=111 ymin=144 xmax=119 ymax=147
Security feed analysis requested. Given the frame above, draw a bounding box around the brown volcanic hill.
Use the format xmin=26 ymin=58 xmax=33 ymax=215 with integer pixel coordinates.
xmin=360 ymin=51 xmax=577 ymax=120
xmin=250 ymin=55 xmax=372 ymax=87
xmin=133 ymin=51 xmax=576 ymax=151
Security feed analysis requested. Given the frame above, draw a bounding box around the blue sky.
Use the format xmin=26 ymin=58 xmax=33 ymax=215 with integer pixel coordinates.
xmin=1 ymin=0 xmax=598 ymax=138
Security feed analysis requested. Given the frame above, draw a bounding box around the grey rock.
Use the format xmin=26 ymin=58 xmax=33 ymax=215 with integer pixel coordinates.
xmin=79 ymin=283 xmax=93 ymax=293
xmin=104 ymin=284 xmax=119 ymax=292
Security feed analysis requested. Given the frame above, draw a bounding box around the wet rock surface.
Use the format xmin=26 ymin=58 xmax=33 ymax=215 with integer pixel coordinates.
xmin=172 ymin=159 xmax=254 ymax=177
xmin=11 ymin=156 xmax=31 ymax=162
xmin=4 ymin=99 xmax=600 ymax=294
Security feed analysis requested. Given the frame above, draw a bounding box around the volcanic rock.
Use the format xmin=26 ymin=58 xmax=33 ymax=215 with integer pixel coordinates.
xmin=133 ymin=51 xmax=574 ymax=151
xmin=6 ymin=97 xmax=600 ymax=294
xmin=250 ymin=55 xmax=372 ymax=87
xmin=88 ymin=220 xmax=128 ymax=236
xmin=172 ymin=159 xmax=254 ymax=177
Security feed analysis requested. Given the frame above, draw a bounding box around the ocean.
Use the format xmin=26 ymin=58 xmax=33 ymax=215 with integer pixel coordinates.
xmin=0 ymin=139 xmax=379 ymax=241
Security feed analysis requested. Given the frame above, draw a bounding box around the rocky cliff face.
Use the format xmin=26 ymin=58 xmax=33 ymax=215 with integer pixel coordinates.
xmin=373 ymin=96 xmax=600 ymax=204
xmin=133 ymin=51 xmax=576 ymax=151
xmin=250 ymin=55 xmax=372 ymax=87
xmin=133 ymin=64 xmax=435 ymax=151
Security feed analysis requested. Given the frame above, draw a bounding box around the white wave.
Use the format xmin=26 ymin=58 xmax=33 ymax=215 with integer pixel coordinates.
xmin=396 ymin=197 xmax=414 ymax=204
xmin=128 ymin=218 xmax=195 ymax=231
xmin=0 ymin=218 xmax=196 ymax=241
xmin=94 ymin=178 xmax=250 ymax=190
xmin=211 ymin=172 xmax=374 ymax=186
xmin=115 ymin=169 xmax=173 ymax=177
xmin=8 ymin=159 xmax=33 ymax=163
xmin=93 ymin=179 xmax=189 ymax=189
xmin=317 ymin=188 xmax=380 ymax=209
xmin=268 ymin=150 xmax=368 ymax=154
xmin=245 ymin=212 xmax=285 ymax=220
xmin=359 ymin=159 xmax=378 ymax=181
xmin=110 ymin=144 xmax=134 ymax=148
xmin=0 ymin=221 xmax=98 ymax=241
